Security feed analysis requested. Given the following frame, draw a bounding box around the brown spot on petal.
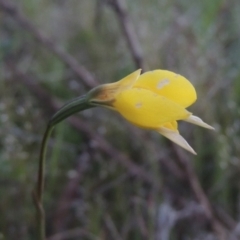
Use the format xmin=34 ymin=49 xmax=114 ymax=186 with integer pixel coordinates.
xmin=157 ymin=79 xmax=170 ymax=89
xmin=135 ymin=102 xmax=143 ymax=108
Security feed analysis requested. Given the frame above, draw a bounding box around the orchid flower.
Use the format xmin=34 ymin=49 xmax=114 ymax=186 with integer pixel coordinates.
xmin=88 ymin=69 xmax=214 ymax=154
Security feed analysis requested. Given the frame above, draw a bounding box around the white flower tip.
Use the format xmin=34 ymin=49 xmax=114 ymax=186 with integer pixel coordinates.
xmin=184 ymin=115 xmax=215 ymax=130
xmin=158 ymin=127 xmax=197 ymax=155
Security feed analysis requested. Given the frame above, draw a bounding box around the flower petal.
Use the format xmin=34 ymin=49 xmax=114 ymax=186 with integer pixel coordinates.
xmin=113 ymin=88 xmax=191 ymax=129
xmin=133 ymin=70 xmax=197 ymax=108
xmin=158 ymin=127 xmax=197 ymax=155
xmin=162 ymin=121 xmax=178 ymax=131
xmin=88 ymin=69 xmax=141 ymax=104
xmin=184 ymin=115 xmax=215 ymax=130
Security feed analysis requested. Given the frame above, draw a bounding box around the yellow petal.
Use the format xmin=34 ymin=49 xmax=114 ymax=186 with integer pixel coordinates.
xmin=162 ymin=121 xmax=178 ymax=131
xmin=113 ymin=88 xmax=191 ymax=129
xmin=133 ymin=70 xmax=197 ymax=108
xmin=184 ymin=115 xmax=215 ymax=130
xmin=88 ymin=69 xmax=141 ymax=104
xmin=158 ymin=127 xmax=197 ymax=155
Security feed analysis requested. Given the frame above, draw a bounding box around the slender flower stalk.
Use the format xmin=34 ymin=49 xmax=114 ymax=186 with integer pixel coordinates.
xmin=34 ymin=96 xmax=93 ymax=240
xmin=35 ymin=69 xmax=214 ymax=239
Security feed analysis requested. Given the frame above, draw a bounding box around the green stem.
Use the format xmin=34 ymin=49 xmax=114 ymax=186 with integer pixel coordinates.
xmin=34 ymin=95 xmax=93 ymax=240
xmin=37 ymin=124 xmax=53 ymax=203
xmin=49 ymin=95 xmax=92 ymax=126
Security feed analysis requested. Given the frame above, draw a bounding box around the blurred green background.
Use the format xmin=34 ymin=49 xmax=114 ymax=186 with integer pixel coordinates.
xmin=1 ymin=0 xmax=240 ymax=239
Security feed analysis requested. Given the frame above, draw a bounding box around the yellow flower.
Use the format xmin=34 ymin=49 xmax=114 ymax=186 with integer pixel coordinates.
xmin=88 ymin=69 xmax=214 ymax=154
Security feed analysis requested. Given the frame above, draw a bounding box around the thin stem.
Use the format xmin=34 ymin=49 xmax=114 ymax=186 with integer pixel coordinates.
xmin=37 ymin=124 xmax=54 ymax=202
xmin=34 ymin=95 xmax=93 ymax=240
xmin=33 ymin=124 xmax=53 ymax=240
xmin=49 ymin=95 xmax=92 ymax=127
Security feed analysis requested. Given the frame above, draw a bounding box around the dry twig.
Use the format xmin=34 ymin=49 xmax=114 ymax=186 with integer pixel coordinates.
xmin=107 ymin=0 xmax=146 ymax=71
xmin=0 ymin=0 xmax=98 ymax=88
xmin=173 ymin=147 xmax=228 ymax=240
